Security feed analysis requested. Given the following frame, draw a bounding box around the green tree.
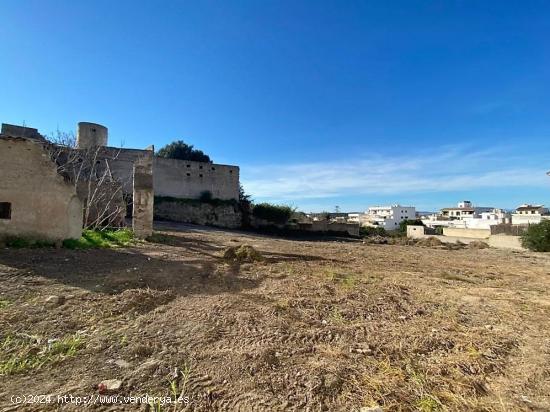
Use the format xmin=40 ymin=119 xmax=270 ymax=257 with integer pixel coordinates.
xmin=238 ymin=184 xmax=253 ymax=227
xmin=156 ymin=140 xmax=211 ymax=163
xmin=522 ymin=220 xmax=550 ymax=252
xmin=398 ymin=219 xmax=424 ymax=234
xmin=252 ymin=203 xmax=294 ymax=224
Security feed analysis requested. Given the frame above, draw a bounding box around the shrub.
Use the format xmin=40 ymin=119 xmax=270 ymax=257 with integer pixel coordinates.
xmin=223 ymin=245 xmax=264 ymax=263
xmin=155 ymin=195 xmax=236 ymax=208
xmin=239 ymin=185 xmax=253 ymax=227
xmin=360 ymin=226 xmax=387 ymax=237
xmin=252 ymin=203 xmax=294 ymax=224
xmin=521 ymin=220 xmax=550 ymax=252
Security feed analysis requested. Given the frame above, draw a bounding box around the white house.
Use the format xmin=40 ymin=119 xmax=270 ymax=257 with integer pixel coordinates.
xmin=440 ymin=200 xmax=493 ymax=220
xmin=511 ymin=204 xmax=549 ymax=225
xmin=458 ymin=208 xmax=509 ymax=229
xmin=423 ymin=201 xmax=507 ymax=230
xmin=362 ymin=205 xmax=416 ymax=230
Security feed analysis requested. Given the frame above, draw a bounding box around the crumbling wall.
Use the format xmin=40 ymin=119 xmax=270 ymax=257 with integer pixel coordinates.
xmin=154 ymin=198 xmax=242 ymax=229
xmin=296 ymin=221 xmax=360 ymax=237
xmin=0 ymin=137 xmax=83 ymax=241
xmin=132 ymin=148 xmax=154 ymax=238
xmin=1 ymin=123 xmax=45 ymax=141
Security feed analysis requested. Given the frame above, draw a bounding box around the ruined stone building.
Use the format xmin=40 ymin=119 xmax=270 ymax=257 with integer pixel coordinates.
xmin=0 ymin=133 xmax=83 ymax=242
xmin=75 ymin=122 xmax=241 ymax=228
xmin=75 ymin=122 xmax=240 ymax=201
xmin=0 ymin=121 xmax=242 ymax=242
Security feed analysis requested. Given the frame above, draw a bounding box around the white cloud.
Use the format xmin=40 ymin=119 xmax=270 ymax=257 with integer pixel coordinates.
xmin=241 ymin=146 xmax=550 ymax=202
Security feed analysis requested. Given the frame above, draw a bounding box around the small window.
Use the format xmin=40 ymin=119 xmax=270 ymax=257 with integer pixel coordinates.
xmin=199 ymin=165 xmax=203 ymax=169
xmin=199 ymin=174 xmax=203 ymax=178
xmin=229 ymin=170 xmax=233 ymax=174
xmin=186 ymin=173 xmax=191 ymax=177
xmin=186 ymin=164 xmax=190 ymax=168
xmin=91 ymin=128 xmax=96 ymax=132
xmin=211 ymin=167 xmax=216 ymax=171
xmin=0 ymin=202 xmax=11 ymax=219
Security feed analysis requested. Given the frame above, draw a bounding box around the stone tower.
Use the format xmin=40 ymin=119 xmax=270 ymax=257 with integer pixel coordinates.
xmin=76 ymin=122 xmax=108 ymax=149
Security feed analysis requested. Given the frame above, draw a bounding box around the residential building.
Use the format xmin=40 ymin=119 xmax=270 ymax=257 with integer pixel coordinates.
xmin=422 ymin=201 xmax=508 ymax=230
xmin=362 ymin=205 xmax=416 ymax=230
xmin=440 ymin=200 xmax=493 ymax=220
xmin=511 ymin=204 xmax=549 ymax=225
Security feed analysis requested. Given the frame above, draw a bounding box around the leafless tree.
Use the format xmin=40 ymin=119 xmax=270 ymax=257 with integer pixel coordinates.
xmin=45 ymin=130 xmax=129 ymax=230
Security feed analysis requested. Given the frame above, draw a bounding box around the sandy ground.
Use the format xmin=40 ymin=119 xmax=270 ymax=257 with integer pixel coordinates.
xmin=0 ymin=223 xmax=549 ymax=411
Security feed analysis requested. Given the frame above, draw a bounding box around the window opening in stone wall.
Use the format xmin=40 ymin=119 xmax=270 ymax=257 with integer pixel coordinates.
xmin=0 ymin=202 xmax=12 ymax=219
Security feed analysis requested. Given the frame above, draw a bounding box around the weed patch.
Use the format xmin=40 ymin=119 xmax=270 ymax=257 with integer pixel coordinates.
xmin=63 ymin=229 xmax=134 ymax=249
xmin=0 ymin=334 xmax=84 ymax=375
xmin=324 ymin=269 xmax=357 ymax=288
xmin=4 ymin=237 xmax=55 ymax=248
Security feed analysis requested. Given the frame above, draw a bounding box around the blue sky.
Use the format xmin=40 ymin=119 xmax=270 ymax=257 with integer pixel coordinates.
xmin=1 ymin=1 xmax=549 ymax=212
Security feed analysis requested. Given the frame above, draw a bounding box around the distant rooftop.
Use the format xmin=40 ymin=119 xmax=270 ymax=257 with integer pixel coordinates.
xmin=516 ymin=204 xmax=544 ymax=211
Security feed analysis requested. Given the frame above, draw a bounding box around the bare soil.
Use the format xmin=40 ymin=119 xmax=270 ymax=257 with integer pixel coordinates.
xmin=1 ymin=223 xmax=549 ymax=411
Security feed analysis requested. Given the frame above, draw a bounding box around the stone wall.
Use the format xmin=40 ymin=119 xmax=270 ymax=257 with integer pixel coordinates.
xmin=487 ymin=235 xmax=525 ymax=250
xmin=442 ymin=227 xmax=491 ymax=239
xmin=154 ymin=198 xmax=242 ymax=229
xmin=491 ymin=224 xmax=529 ymax=236
xmin=1 ymin=123 xmax=44 ymax=141
xmin=0 ymin=137 xmax=83 ymax=241
xmin=298 ymin=221 xmax=360 ymax=237
xmin=101 ymin=147 xmax=240 ymax=200
xmin=154 ymin=157 xmax=239 ymax=200
xmin=407 ymin=225 xmax=526 ymax=250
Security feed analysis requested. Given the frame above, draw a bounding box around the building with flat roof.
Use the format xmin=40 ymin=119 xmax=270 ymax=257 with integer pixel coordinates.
xmin=362 ymin=205 xmax=416 ymax=230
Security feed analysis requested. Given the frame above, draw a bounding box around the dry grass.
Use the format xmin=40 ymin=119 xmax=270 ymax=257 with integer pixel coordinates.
xmin=0 ymin=225 xmax=549 ymax=411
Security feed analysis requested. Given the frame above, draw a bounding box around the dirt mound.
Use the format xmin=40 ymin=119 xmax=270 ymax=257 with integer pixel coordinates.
xmin=445 ymin=240 xmax=467 ymax=250
xmin=468 ymin=240 xmax=490 ymax=249
xmin=416 ymin=236 xmax=443 ymax=247
xmin=223 ymin=244 xmax=264 ymax=263
xmin=112 ymin=288 xmax=176 ymax=314
xmin=362 ymin=235 xmax=389 ymax=245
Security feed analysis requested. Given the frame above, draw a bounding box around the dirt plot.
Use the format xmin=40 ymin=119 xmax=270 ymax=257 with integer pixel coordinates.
xmin=1 ymin=224 xmax=549 ymax=411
